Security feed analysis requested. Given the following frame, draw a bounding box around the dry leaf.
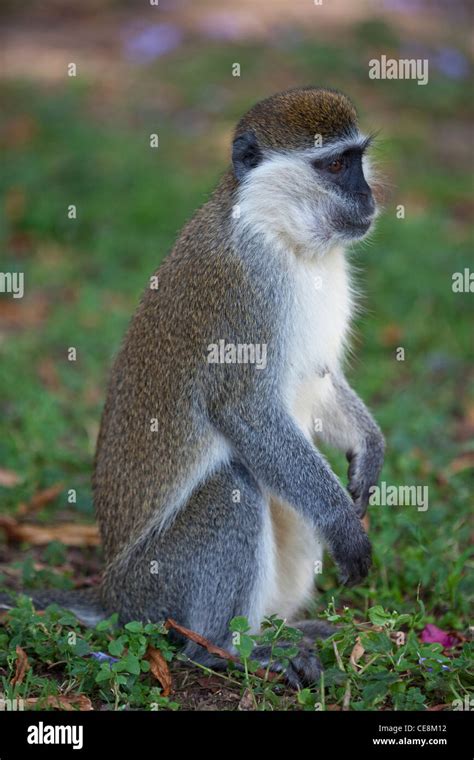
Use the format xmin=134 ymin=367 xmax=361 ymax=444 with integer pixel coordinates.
xmin=3 ymin=115 xmax=38 ymax=148
xmin=37 ymin=358 xmax=61 ymax=392
xmin=0 ymin=293 xmax=49 ymax=328
xmin=332 ymin=639 xmax=345 ymax=671
xmin=342 ymin=680 xmax=351 ymax=711
xmin=0 ymin=516 xmax=99 ymax=546
xmin=5 ymin=186 xmax=25 ymax=221
xmin=454 ymin=403 xmax=474 ymax=442
xmin=25 ymin=694 xmax=92 ymax=711
xmin=0 ymin=561 xmax=73 ymax=577
xmin=10 ymin=645 xmax=29 ymax=686
xmin=0 ymin=468 xmax=23 ymax=487
xmin=380 ymin=323 xmax=403 ymax=346
xmin=443 ymin=452 xmax=474 ymax=478
xmin=7 ymin=231 xmax=34 ymax=257
xmin=349 ymin=636 xmax=365 ymax=669
xmin=238 ymin=688 xmax=255 ymax=711
xmin=17 ymin=482 xmax=64 ymax=515
xmin=195 ymin=675 xmax=227 ymax=693
xmin=146 ymin=646 xmax=172 ymax=697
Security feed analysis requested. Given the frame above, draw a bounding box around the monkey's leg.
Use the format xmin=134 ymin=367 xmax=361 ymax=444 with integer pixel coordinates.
xmin=101 ymin=459 xmax=275 ymax=638
xmin=101 ymin=460 xmax=326 ymax=686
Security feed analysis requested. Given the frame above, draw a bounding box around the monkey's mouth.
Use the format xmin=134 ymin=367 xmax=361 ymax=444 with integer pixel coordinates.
xmin=335 ymin=216 xmax=374 ymax=239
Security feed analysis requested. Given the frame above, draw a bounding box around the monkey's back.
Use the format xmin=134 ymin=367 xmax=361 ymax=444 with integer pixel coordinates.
xmin=92 ymin=172 xmax=275 ymax=562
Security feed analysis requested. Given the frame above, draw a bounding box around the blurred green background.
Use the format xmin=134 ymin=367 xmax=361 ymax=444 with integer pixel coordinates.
xmin=0 ymin=0 xmax=472 ymax=631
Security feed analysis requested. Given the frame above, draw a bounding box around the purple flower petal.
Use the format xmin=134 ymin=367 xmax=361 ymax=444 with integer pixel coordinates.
xmin=434 ymin=48 xmax=469 ymax=80
xmin=418 ymin=656 xmax=450 ymax=672
xmin=89 ymin=652 xmax=119 ymax=663
xmin=123 ymin=23 xmax=183 ymax=63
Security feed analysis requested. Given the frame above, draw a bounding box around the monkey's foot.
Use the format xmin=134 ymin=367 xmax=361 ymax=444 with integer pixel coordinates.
xmin=251 ymin=641 xmax=322 ymax=688
xmin=251 ymin=619 xmax=336 ymax=688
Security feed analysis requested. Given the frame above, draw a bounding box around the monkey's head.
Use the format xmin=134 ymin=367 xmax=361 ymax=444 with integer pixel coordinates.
xmin=232 ymin=87 xmax=377 ymax=254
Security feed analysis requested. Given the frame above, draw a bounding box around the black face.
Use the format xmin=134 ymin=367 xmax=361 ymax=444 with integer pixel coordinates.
xmin=312 ymin=144 xmax=375 ymax=235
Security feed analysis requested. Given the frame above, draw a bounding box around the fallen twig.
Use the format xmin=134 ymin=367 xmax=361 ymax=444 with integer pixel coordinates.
xmin=165 ymin=618 xmax=279 ymax=682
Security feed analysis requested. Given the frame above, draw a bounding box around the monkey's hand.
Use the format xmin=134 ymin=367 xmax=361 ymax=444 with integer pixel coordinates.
xmin=328 ymin=510 xmax=372 ymax=587
xmin=346 ymin=432 xmax=385 ymax=519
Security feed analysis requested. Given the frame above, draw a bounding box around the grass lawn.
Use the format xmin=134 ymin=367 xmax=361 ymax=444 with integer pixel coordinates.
xmin=0 ymin=21 xmax=472 ymax=710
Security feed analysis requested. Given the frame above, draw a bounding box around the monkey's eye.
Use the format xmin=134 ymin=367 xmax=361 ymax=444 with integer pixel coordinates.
xmin=328 ymin=158 xmax=344 ymax=173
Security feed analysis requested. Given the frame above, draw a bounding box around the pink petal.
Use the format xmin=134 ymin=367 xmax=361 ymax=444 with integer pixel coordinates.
xmin=421 ymin=624 xmax=457 ymax=648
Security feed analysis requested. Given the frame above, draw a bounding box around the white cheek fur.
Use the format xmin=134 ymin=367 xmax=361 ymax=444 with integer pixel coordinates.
xmin=235 ymin=152 xmax=326 ymax=255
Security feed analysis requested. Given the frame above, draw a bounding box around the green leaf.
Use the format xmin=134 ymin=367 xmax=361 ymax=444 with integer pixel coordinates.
xmin=361 ymin=632 xmax=393 ymax=654
xmin=362 ymin=680 xmax=389 ymax=704
xmin=236 ymin=634 xmax=254 ymax=659
xmin=297 ymin=689 xmax=317 ymax=708
xmin=368 ymin=606 xmax=392 ymax=626
xmin=229 ymin=616 xmax=250 ymax=633
xmin=58 ymin=612 xmax=80 ymax=626
xmin=95 ymin=663 xmax=112 ymax=683
xmin=71 ymin=638 xmax=90 ymax=656
xmin=116 ymin=653 xmax=141 ymax=675
xmin=395 ymin=614 xmax=412 ymax=627
xmin=124 ymin=621 xmax=143 ymax=633
xmin=95 ymin=614 xmax=118 ymax=631
xmin=108 ymin=637 xmax=126 ymax=657
xmin=394 ymin=657 xmax=415 ymax=672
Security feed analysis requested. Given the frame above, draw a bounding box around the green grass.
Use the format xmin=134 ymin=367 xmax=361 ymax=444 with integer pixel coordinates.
xmin=0 ymin=29 xmax=473 ymax=710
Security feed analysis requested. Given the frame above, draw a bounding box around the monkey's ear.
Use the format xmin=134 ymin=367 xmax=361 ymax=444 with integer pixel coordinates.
xmin=232 ymin=130 xmax=263 ymax=181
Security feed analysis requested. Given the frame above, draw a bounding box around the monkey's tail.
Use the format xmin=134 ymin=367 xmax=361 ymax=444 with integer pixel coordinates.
xmin=0 ymin=587 xmax=107 ymax=627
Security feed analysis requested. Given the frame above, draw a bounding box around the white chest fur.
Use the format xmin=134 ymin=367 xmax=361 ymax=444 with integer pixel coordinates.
xmin=283 ymin=246 xmax=353 ymax=434
xmin=262 ymin=246 xmax=353 ymax=621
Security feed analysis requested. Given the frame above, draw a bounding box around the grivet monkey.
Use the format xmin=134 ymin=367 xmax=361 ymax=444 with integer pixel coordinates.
xmin=1 ymin=88 xmax=385 ymax=687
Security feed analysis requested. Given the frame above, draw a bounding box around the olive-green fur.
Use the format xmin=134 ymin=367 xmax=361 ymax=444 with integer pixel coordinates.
xmin=235 ymin=87 xmax=358 ymax=150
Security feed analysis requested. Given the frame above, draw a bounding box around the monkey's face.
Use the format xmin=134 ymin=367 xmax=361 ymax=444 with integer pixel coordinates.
xmin=311 ymin=138 xmax=376 ymax=241
xmin=233 ymin=131 xmax=377 ymax=255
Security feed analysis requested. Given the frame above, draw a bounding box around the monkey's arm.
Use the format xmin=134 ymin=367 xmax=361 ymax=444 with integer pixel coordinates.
xmin=312 ymin=372 xmax=385 ymax=517
xmin=213 ymin=400 xmax=371 ymax=586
